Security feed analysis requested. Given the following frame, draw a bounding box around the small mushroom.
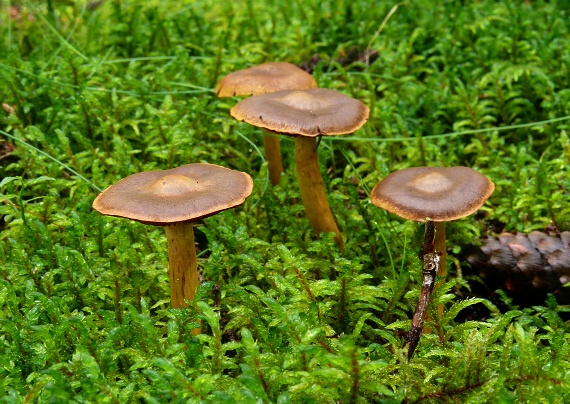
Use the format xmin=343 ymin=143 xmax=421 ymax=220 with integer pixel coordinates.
xmin=217 ymin=62 xmax=318 ymax=186
xmin=216 ymin=62 xmax=317 ymax=97
xmin=231 ymin=88 xmax=369 ymax=249
xmin=93 ymin=164 xmax=253 ymax=333
xmin=371 ymin=166 xmax=494 ymax=315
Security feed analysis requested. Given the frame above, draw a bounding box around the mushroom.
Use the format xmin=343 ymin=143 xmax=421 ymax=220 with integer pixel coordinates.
xmin=216 ymin=62 xmax=317 ymax=97
xmin=231 ymin=88 xmax=369 ymax=249
xmin=371 ymin=166 xmax=494 ymax=338
xmin=371 ymin=166 xmax=495 ymax=279
xmin=93 ymin=164 xmax=253 ymax=333
xmin=217 ymin=62 xmax=318 ymax=186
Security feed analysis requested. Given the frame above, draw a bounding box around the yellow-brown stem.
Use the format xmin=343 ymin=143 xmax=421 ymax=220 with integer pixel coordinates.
xmin=165 ymin=222 xmax=201 ymax=334
xmin=434 ymin=221 xmax=447 ymax=319
xmin=434 ymin=222 xmax=447 ymax=277
xmin=295 ymin=136 xmax=343 ymax=249
xmin=262 ymin=129 xmax=284 ymax=186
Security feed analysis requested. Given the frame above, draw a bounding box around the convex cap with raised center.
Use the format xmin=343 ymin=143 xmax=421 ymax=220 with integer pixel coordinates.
xmin=371 ymin=166 xmax=494 ymax=222
xmin=230 ymin=88 xmax=369 ymax=137
xmin=93 ymin=163 xmax=253 ymax=225
xmin=216 ymin=62 xmax=317 ymax=98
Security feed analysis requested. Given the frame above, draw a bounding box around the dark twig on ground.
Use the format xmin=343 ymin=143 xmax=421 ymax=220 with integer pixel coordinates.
xmin=0 ymin=140 xmax=16 ymax=160
xmin=297 ymin=46 xmax=379 ymax=74
xmin=405 ymin=220 xmax=440 ymax=359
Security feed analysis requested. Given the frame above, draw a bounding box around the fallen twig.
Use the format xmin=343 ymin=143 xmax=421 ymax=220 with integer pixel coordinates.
xmin=405 ymin=220 xmax=440 ymax=359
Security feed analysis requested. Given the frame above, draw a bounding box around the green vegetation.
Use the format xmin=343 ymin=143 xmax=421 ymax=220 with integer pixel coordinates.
xmin=1 ymin=0 xmax=569 ymax=402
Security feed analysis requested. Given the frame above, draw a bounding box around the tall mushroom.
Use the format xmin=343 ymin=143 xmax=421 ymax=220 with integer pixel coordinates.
xmin=217 ymin=62 xmax=318 ymax=186
xmin=231 ymin=88 xmax=369 ymax=249
xmin=371 ymin=166 xmax=494 ymax=275
xmin=370 ymin=166 xmax=494 ymax=356
xmin=93 ymin=163 xmax=253 ymax=333
xmin=371 ymin=166 xmax=494 ymax=318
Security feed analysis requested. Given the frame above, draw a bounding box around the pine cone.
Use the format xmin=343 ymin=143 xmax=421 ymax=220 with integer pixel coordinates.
xmin=466 ymin=231 xmax=570 ymax=304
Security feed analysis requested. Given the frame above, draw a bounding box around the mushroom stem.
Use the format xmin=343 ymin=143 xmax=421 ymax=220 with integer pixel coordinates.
xmin=165 ymin=221 xmax=201 ymax=334
xmin=434 ymin=221 xmax=447 ymax=320
xmin=295 ymin=136 xmax=343 ymax=249
xmin=262 ymin=129 xmax=284 ymax=186
xmin=434 ymin=222 xmax=447 ymax=277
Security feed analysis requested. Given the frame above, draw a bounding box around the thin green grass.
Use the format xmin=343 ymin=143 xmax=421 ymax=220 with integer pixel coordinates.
xmin=0 ymin=129 xmax=102 ymax=192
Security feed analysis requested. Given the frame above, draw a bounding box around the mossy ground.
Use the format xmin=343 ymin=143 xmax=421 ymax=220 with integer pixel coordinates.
xmin=1 ymin=1 xmax=569 ymax=402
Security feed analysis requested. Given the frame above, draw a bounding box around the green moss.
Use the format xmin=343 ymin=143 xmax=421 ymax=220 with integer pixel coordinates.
xmin=1 ymin=0 xmax=569 ymax=402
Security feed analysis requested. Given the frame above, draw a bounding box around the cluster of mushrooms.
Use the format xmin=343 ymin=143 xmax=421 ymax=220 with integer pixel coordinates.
xmin=92 ymin=62 xmax=495 ymax=343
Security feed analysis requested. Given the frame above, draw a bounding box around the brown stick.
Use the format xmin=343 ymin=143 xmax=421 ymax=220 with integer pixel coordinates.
xmin=405 ymin=220 xmax=439 ymax=359
xmin=262 ymin=130 xmax=284 ymax=186
xmin=295 ymin=136 xmax=343 ymax=249
xmin=165 ymin=222 xmax=201 ymax=334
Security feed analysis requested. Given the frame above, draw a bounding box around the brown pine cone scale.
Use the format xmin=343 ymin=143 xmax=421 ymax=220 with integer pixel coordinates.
xmin=466 ymin=231 xmax=570 ymax=303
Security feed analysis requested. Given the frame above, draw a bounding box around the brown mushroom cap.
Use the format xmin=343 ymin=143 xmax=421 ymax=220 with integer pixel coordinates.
xmin=216 ymin=62 xmax=317 ymax=98
xmin=370 ymin=166 xmax=494 ymax=222
xmin=230 ymin=88 xmax=369 ymax=137
xmin=93 ymin=163 xmax=253 ymax=225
